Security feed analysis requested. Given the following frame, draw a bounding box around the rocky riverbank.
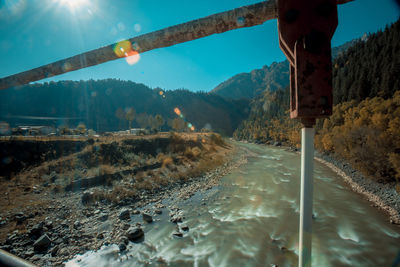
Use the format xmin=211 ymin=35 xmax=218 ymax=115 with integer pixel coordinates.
xmin=314 ymin=152 xmax=400 ymax=225
xmin=0 ymin=137 xmax=248 ymax=266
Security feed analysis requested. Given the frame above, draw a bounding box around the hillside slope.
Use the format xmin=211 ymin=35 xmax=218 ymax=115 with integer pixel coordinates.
xmin=211 ymin=39 xmax=359 ymax=100
xmin=0 ymin=79 xmax=249 ymax=136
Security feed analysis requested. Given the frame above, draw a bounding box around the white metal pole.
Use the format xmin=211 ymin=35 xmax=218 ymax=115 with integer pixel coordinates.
xmin=299 ymin=127 xmax=315 ymax=267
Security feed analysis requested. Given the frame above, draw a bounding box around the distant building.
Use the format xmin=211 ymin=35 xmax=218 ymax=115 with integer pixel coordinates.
xmin=129 ymin=128 xmax=147 ymax=135
xmin=12 ymin=126 xmax=56 ymax=136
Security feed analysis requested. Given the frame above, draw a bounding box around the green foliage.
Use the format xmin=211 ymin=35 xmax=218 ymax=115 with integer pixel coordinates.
xmin=76 ymin=123 xmax=87 ymax=135
xmin=332 ymin=19 xmax=400 ymax=103
xmin=234 ymin=87 xmax=302 ymax=148
xmin=170 ymin=118 xmax=185 ymax=132
xmin=125 ymin=107 xmax=136 ymax=129
xmin=155 ymin=114 xmax=164 ymax=131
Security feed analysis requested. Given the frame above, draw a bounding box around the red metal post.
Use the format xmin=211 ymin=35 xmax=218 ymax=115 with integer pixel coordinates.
xmin=277 ymin=0 xmax=338 ymax=126
xmin=277 ymin=1 xmax=338 ymax=266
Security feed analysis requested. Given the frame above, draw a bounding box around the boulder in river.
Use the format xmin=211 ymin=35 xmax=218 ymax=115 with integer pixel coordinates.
xmin=142 ymin=213 xmax=153 ymax=223
xmin=172 ymin=231 xmax=183 ymax=237
xmin=155 ymin=209 xmax=162 ymax=215
xmin=273 ymin=141 xmax=282 ymax=147
xmin=126 ymin=227 xmax=144 ymax=241
xmin=119 ymin=243 xmax=127 ymax=252
xmin=180 ymin=224 xmax=189 ymax=231
xmin=170 ymin=216 xmax=182 ymax=224
xmin=119 ymin=209 xmax=130 ymax=220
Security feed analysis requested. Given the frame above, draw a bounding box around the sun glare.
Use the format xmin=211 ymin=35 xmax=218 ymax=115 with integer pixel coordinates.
xmin=57 ymin=0 xmax=89 ymax=11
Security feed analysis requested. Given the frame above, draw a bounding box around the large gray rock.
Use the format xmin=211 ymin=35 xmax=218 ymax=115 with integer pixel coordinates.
xmin=126 ymin=227 xmax=144 ymax=241
xmin=29 ymin=222 xmax=44 ymax=238
xmin=33 ymin=234 xmax=52 ymax=252
xmin=118 ymin=243 xmax=127 ymax=252
xmin=180 ymin=224 xmax=189 ymax=231
xmin=170 ymin=216 xmax=182 ymax=224
xmin=119 ymin=209 xmax=130 ymax=220
xmin=172 ymin=231 xmax=183 ymax=237
xmin=155 ymin=209 xmax=162 ymax=215
xmin=98 ymin=213 xmax=108 ymax=222
xmin=81 ymin=191 xmax=95 ymax=204
xmin=142 ymin=213 xmax=153 ymax=223
xmin=14 ymin=212 xmax=26 ymax=224
xmin=73 ymin=220 xmax=81 ymax=229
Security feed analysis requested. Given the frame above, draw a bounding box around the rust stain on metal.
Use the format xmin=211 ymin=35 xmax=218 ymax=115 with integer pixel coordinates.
xmin=277 ymin=0 xmax=339 ymax=124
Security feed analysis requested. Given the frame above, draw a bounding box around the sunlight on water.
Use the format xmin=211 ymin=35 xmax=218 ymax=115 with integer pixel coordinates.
xmin=66 ymin=142 xmax=400 ymax=266
xmin=337 ymin=222 xmax=360 ymax=243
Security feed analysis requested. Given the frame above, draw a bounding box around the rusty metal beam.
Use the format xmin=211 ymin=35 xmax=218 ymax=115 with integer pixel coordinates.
xmin=0 ymin=0 xmax=354 ymax=90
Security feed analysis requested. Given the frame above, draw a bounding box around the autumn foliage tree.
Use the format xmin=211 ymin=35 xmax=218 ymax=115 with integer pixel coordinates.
xmin=315 ymin=91 xmax=400 ymax=182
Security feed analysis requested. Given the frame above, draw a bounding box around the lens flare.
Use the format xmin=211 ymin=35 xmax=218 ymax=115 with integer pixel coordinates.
xmin=134 ymin=23 xmax=142 ymax=32
xmin=174 ymin=107 xmax=181 ymax=116
xmin=188 ymin=123 xmax=192 ymax=128
xmin=125 ymin=50 xmax=140 ymax=65
xmin=190 ymin=126 xmax=195 ymax=131
xmin=117 ymin=22 xmax=125 ymax=31
xmin=113 ymin=40 xmax=140 ymax=65
xmin=114 ymin=40 xmax=131 ymax=57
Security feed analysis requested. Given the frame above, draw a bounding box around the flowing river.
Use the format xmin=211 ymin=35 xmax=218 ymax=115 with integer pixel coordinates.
xmin=66 ymin=142 xmax=400 ymax=266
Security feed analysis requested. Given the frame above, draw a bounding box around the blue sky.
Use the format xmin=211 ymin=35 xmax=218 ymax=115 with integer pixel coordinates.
xmin=0 ymin=0 xmax=399 ymax=92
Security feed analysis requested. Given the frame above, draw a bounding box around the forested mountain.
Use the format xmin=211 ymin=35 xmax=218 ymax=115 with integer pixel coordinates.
xmin=333 ymin=22 xmax=400 ymax=103
xmin=211 ymin=61 xmax=289 ymax=99
xmin=210 ymin=39 xmax=358 ymax=100
xmin=234 ymin=18 xmax=400 ymax=183
xmin=0 ymin=79 xmax=249 ymax=135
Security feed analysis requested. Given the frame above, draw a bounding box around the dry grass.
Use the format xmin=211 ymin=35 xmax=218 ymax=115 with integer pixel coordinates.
xmin=2 ymin=132 xmax=232 ymax=208
xmin=82 ymin=185 xmax=138 ymax=204
xmin=210 ymin=133 xmax=227 ymax=147
xmin=184 ymin=146 xmax=202 ymax=159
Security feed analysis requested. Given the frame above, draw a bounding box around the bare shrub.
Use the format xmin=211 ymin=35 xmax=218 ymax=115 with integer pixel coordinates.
xmin=99 ymin=164 xmax=114 ymax=175
xmin=191 ymin=146 xmax=202 ymax=158
xmin=136 ymin=180 xmax=153 ymax=191
xmin=162 ymin=157 xmax=173 ymax=168
xmin=210 ymin=133 xmax=226 ymax=147
xmin=184 ymin=146 xmax=202 ymax=160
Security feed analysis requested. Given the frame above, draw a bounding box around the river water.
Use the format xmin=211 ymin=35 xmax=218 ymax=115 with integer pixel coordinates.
xmin=66 ymin=142 xmax=400 ymax=266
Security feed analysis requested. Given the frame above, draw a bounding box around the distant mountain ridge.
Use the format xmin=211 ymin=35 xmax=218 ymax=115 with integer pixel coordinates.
xmin=210 ymin=39 xmax=359 ymax=100
xmin=0 ymin=79 xmax=249 ymax=136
